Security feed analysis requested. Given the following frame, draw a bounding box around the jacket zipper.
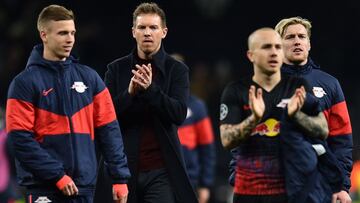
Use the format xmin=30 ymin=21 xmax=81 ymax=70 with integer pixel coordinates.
xmin=58 ymin=67 xmax=75 ymax=177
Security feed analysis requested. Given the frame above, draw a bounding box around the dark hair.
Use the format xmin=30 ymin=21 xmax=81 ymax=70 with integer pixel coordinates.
xmin=133 ymin=2 xmax=166 ymax=28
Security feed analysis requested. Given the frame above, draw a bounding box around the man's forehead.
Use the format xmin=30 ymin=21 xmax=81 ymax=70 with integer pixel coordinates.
xmin=284 ymin=24 xmax=308 ymax=35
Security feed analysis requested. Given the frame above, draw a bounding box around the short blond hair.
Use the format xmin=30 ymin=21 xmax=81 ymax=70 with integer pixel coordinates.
xmin=275 ymin=16 xmax=312 ymax=38
xmin=37 ymin=4 xmax=74 ymax=31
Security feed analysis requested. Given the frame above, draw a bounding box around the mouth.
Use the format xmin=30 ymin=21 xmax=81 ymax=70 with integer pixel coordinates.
xmin=63 ymin=46 xmax=72 ymax=51
xmin=143 ymin=39 xmax=153 ymax=43
xmin=268 ymin=60 xmax=279 ymax=66
xmin=293 ymin=48 xmax=303 ymax=53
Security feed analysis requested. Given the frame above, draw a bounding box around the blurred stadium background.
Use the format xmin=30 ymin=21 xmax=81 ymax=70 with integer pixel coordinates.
xmin=0 ymin=0 xmax=359 ymax=202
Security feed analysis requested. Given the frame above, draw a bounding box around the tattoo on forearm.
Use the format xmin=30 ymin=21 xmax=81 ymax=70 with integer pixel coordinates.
xmin=292 ymin=111 xmax=329 ymax=140
xmin=220 ymin=115 xmax=258 ymax=149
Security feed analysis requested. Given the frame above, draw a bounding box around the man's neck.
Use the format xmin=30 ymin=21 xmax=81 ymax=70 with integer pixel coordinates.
xmin=284 ymin=58 xmax=308 ymax=66
xmin=43 ymin=47 xmax=66 ymax=61
xmin=138 ymin=52 xmax=153 ymax=60
xmin=252 ymin=71 xmax=281 ymax=92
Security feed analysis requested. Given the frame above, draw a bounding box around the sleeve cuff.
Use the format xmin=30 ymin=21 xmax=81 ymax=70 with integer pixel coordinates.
xmin=56 ymin=175 xmax=72 ymax=190
xmin=113 ymin=184 xmax=128 ymax=197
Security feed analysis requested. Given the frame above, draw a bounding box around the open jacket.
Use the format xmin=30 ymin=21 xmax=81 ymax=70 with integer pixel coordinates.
xmin=104 ymin=45 xmax=197 ymax=202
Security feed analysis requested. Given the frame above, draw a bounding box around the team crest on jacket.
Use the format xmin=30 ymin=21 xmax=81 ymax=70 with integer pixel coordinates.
xmin=186 ymin=107 xmax=193 ymax=119
xmin=312 ymin=86 xmax=326 ymax=98
xmin=220 ymin=103 xmax=228 ymax=121
xmin=71 ymin=81 xmax=88 ymax=93
xmin=34 ymin=196 xmax=52 ymax=203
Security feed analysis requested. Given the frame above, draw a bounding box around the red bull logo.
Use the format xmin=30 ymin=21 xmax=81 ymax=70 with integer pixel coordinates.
xmin=251 ymin=118 xmax=280 ymax=137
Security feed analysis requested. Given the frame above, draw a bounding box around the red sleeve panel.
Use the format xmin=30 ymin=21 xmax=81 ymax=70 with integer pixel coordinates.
xmin=178 ymin=125 xmax=197 ymax=150
xmin=6 ymin=98 xmax=35 ymax=133
xmin=195 ymin=117 xmax=214 ymax=145
xmin=324 ymin=101 xmax=352 ymax=137
xmin=6 ymin=98 xmax=70 ymax=142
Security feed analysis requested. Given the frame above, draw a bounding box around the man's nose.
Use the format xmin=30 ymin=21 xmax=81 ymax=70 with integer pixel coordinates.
xmin=144 ymin=28 xmax=151 ymax=35
xmin=294 ymin=36 xmax=301 ymax=44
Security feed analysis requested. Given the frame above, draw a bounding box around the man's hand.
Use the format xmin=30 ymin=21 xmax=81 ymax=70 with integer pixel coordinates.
xmin=248 ymin=85 xmax=265 ymax=122
xmin=131 ymin=63 xmax=152 ymax=90
xmin=113 ymin=184 xmax=128 ymax=203
xmin=332 ymin=190 xmax=352 ymax=203
xmin=128 ymin=63 xmax=152 ymax=96
xmin=56 ymin=175 xmax=79 ymax=196
xmin=61 ymin=181 xmax=79 ymax=196
xmin=198 ymin=187 xmax=210 ymax=203
xmin=288 ymin=86 xmax=306 ymax=117
xmin=128 ymin=75 xmax=140 ymax=96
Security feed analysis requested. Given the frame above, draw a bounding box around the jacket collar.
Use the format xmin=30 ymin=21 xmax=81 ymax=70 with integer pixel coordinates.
xmin=281 ymin=58 xmax=320 ymax=75
xmin=131 ymin=45 xmax=166 ymax=76
xmin=25 ymin=44 xmax=79 ymax=72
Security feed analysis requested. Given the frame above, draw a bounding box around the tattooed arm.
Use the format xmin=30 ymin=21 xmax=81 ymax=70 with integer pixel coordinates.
xmin=291 ymin=111 xmax=328 ymax=140
xmin=220 ymin=114 xmax=259 ymax=150
xmin=220 ymin=86 xmax=264 ymax=150
xmin=287 ymin=86 xmax=328 ymax=140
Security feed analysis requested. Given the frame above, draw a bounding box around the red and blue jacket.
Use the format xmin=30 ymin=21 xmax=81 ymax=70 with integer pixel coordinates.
xmin=6 ymin=45 xmax=130 ymax=194
xmin=178 ymin=95 xmax=215 ymax=188
xmin=281 ymin=58 xmax=353 ymax=192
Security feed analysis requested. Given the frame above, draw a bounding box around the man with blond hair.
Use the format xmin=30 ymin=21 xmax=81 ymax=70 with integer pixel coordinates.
xmin=276 ymin=16 xmax=353 ymax=203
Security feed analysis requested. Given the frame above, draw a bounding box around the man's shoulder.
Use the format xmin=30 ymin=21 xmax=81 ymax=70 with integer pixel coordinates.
xmin=311 ymin=68 xmax=339 ymax=82
xmin=74 ymin=63 xmax=100 ymax=78
xmin=223 ymin=77 xmax=250 ymax=94
xmin=12 ymin=66 xmax=41 ymax=84
xmin=308 ymin=69 xmax=342 ymax=93
xmin=107 ymin=54 xmax=132 ymax=69
xmin=165 ymin=54 xmax=189 ymax=70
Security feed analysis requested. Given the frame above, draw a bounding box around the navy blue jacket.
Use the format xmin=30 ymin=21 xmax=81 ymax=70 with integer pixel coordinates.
xmin=178 ymin=95 xmax=215 ymax=188
xmin=280 ymin=95 xmax=343 ymax=203
xmin=6 ymin=45 xmax=130 ymax=194
xmin=282 ymin=59 xmax=353 ymax=192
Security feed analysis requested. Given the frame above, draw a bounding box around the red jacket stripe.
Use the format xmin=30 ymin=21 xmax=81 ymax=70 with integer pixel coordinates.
xmin=324 ymin=101 xmax=352 ymax=136
xmin=6 ymin=99 xmax=35 ymax=133
xmin=35 ymin=108 xmax=70 ymax=141
xmin=93 ymin=88 xmax=116 ymax=128
xmin=72 ymin=103 xmax=94 ymax=140
xmin=178 ymin=125 xmax=197 ymax=149
xmin=195 ymin=117 xmax=214 ymax=145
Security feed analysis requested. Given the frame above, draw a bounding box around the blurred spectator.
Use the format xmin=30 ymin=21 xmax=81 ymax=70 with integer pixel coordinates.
xmin=350 ymin=151 xmax=360 ymax=202
xmin=172 ymin=53 xmax=216 ymax=203
xmin=0 ymin=106 xmax=22 ymax=203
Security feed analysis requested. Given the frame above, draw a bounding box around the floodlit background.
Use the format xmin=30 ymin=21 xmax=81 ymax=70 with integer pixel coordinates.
xmin=0 ymin=1 xmax=359 ymax=202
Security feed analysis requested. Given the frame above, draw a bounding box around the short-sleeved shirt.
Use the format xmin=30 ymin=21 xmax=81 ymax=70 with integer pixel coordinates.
xmin=220 ymin=74 xmax=309 ymax=195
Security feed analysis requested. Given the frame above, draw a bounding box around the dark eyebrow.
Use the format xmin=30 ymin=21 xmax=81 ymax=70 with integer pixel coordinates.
xmin=261 ymin=44 xmax=272 ymax=49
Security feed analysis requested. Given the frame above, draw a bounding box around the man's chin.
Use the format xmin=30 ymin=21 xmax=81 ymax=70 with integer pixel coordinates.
xmin=290 ymin=57 xmax=306 ymax=65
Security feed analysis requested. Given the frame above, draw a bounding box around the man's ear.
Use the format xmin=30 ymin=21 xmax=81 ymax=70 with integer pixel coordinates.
xmin=132 ymin=27 xmax=136 ymax=39
xmin=162 ymin=27 xmax=168 ymax=39
xmin=247 ymin=50 xmax=254 ymax=62
xmin=40 ymin=30 xmax=47 ymax=42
